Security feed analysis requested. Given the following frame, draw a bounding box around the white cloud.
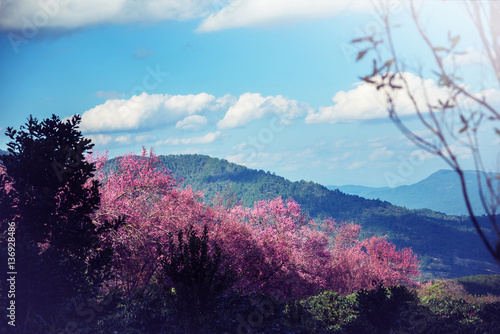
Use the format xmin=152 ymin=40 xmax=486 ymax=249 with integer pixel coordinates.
xmin=226 ymin=151 xmax=289 ymax=169
xmin=446 ymin=143 xmax=472 ymax=160
xmin=0 ymin=0 xmax=223 ymax=32
xmin=347 ymin=161 xmax=366 ymax=170
xmin=115 ymin=134 xmax=131 ymax=144
xmin=163 ymin=93 xmax=216 ymax=114
xmin=176 ymin=115 xmax=208 ymax=130
xmin=159 ymin=131 xmax=222 ymax=145
xmin=211 ymin=93 xmax=238 ymax=111
xmin=217 ymin=92 xmax=311 ymax=129
xmin=409 ymin=149 xmax=435 ymax=162
xmin=81 ymin=91 xmax=309 ymax=133
xmin=135 ymin=134 xmax=156 ymax=142
xmin=84 ymin=134 xmax=113 ymax=146
xmin=0 ymin=0 xmax=372 ymax=35
xmin=368 ymin=147 xmax=394 ymax=161
xmin=443 ymin=46 xmax=486 ymax=68
xmin=226 ymin=153 xmax=247 ymax=165
xmin=197 ymin=0 xmax=370 ymax=32
xmin=305 ymin=72 xmax=451 ymax=124
xmin=80 ymin=92 xmax=217 ymax=133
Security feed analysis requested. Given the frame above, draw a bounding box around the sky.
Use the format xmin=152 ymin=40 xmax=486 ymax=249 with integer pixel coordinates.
xmin=1 ymin=0 xmax=498 ymax=187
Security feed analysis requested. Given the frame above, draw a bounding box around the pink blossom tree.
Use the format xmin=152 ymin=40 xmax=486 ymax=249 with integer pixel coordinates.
xmin=89 ymin=148 xmax=214 ymax=294
xmin=216 ymin=199 xmax=420 ymax=299
xmin=328 ymin=222 xmax=420 ymax=294
xmin=89 ymin=148 xmax=420 ymax=300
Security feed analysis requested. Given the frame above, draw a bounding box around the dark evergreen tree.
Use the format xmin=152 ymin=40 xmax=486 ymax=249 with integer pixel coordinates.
xmin=0 ymin=115 xmax=119 ymax=332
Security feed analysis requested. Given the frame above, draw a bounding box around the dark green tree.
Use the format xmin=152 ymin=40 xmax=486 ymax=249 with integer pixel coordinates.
xmin=0 ymin=115 xmax=118 ymax=332
xmin=157 ymin=224 xmax=235 ymax=334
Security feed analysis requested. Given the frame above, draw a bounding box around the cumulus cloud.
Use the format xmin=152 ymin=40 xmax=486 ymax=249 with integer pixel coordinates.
xmin=0 ymin=0 xmax=222 ymax=33
xmin=80 ymin=91 xmax=308 ymax=134
xmin=115 ymin=134 xmax=131 ymax=144
xmin=305 ymin=72 xmax=451 ymax=124
xmin=176 ymin=115 xmax=208 ymax=130
xmin=197 ymin=0 xmax=370 ymax=32
xmin=79 ymin=92 xmax=217 ymax=133
xmin=409 ymin=149 xmax=435 ymax=162
xmin=135 ymin=134 xmax=157 ymax=142
xmin=0 ymin=0 xmax=371 ymax=35
xmin=163 ymin=93 xmax=215 ymax=114
xmin=443 ymin=46 xmax=485 ymax=68
xmin=217 ymin=92 xmax=311 ymax=129
xmin=368 ymin=147 xmax=394 ymax=161
xmin=159 ymin=131 xmax=222 ymax=145
xmin=84 ymin=134 xmax=113 ymax=146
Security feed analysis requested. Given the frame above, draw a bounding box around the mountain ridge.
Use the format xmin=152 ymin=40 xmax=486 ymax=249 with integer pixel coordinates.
xmin=328 ymin=169 xmax=490 ymax=216
xmin=138 ymin=154 xmax=500 ymax=279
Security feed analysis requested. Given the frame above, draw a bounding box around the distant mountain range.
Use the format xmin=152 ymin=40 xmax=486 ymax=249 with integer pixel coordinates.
xmin=144 ymin=154 xmax=499 ymax=280
xmin=328 ymin=170 xmax=489 ymax=216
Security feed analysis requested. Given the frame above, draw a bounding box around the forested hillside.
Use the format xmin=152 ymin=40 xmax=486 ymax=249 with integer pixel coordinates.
xmin=153 ymin=154 xmax=499 ymax=279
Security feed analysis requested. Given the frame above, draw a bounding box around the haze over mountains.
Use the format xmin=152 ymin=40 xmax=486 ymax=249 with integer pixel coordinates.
xmin=328 ymin=170 xmax=487 ymax=216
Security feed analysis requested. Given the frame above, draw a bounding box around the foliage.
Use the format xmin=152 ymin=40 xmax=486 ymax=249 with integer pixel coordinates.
xmin=89 ymin=286 xmax=177 ymax=334
xmin=427 ymin=297 xmax=482 ymax=325
xmin=298 ymin=290 xmax=356 ymax=332
xmin=157 ymin=153 xmax=498 ymax=279
xmin=456 ymin=274 xmax=500 ymax=296
xmin=157 ymin=224 xmax=235 ymax=334
xmin=216 ymin=198 xmax=420 ymax=299
xmin=0 ymin=115 xmax=119 ymax=332
xmin=95 ymin=150 xmax=420 ymax=302
xmin=419 ymin=279 xmax=470 ymax=303
xmin=89 ymin=148 xmax=213 ymax=294
xmin=348 ymin=281 xmax=419 ymax=333
xmin=3 ymin=115 xmax=500 ymax=332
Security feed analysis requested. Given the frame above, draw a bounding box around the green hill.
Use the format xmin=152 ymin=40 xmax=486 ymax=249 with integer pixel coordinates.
xmin=151 ymin=154 xmax=499 ymax=280
xmin=455 ymin=274 xmax=500 ymax=296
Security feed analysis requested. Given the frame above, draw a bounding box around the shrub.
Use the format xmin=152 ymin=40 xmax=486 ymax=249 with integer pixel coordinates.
xmin=419 ymin=279 xmax=469 ymax=302
xmin=157 ymin=224 xmax=236 ymax=334
xmin=300 ymin=290 xmax=356 ymax=332
xmin=348 ymin=281 xmax=419 ymax=333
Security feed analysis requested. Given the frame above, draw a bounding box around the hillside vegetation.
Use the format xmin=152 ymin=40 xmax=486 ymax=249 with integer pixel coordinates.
xmin=153 ymin=154 xmax=499 ymax=279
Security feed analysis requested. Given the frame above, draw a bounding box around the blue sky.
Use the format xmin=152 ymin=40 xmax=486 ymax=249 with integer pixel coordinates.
xmin=1 ymin=0 xmax=498 ymax=187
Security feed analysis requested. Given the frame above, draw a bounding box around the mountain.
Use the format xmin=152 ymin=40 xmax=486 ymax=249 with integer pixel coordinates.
xmin=328 ymin=170 xmax=489 ymax=216
xmin=148 ymin=154 xmax=499 ymax=280
xmin=0 ymin=149 xmax=9 ymax=156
